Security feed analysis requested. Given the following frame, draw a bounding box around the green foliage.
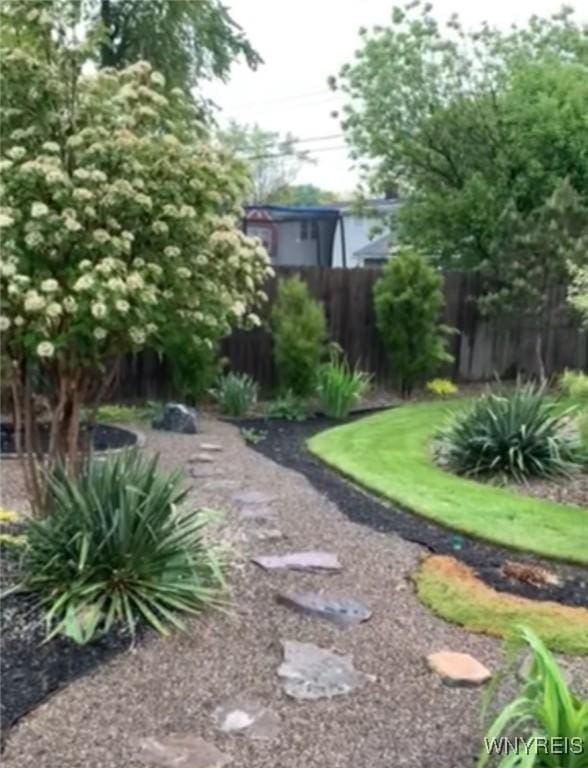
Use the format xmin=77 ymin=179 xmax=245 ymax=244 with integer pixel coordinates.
xmin=336 ymin=4 xmax=588 ymax=345
xmin=165 ymin=332 xmax=221 ymax=403
xmin=426 ymin=378 xmax=458 ymax=398
xmin=316 ymin=350 xmax=370 ymax=419
xmin=266 ymin=390 xmax=308 ymax=421
xmin=0 ymin=506 xmax=26 ymax=547
xmin=92 ymin=403 xmax=157 ymax=424
xmin=478 ymin=627 xmax=588 ymax=767
xmin=437 ymin=383 xmax=585 ymax=483
xmin=271 ymin=184 xmax=340 ymax=206
xmin=271 ymin=276 xmax=327 ymax=397
xmin=240 ymin=427 xmax=266 ymax=445
xmin=213 ymin=372 xmax=258 ymax=417
xmin=19 ymin=451 xmax=225 ymax=643
xmin=568 ymin=265 xmax=588 ymax=327
xmin=561 ymin=370 xmax=588 ymax=402
xmin=373 ymin=249 xmax=453 ymax=396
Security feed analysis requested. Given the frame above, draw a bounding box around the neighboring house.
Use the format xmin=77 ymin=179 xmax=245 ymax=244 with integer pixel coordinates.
xmin=243 ymin=198 xmax=397 ymax=268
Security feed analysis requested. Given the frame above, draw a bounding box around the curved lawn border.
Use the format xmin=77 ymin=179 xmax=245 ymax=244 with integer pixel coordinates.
xmin=308 ymin=400 xmax=588 ymax=565
xmin=415 ymin=555 xmax=588 ymax=655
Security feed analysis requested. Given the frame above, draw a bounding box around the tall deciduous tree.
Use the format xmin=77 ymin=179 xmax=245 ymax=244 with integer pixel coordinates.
xmin=335 ymin=2 xmax=588 ymax=373
xmin=218 ymin=121 xmax=314 ymax=203
xmin=0 ymin=1 xmax=272 ymax=513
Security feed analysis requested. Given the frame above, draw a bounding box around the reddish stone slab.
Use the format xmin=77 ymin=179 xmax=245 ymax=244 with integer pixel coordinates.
xmin=427 ymin=651 xmax=491 ymax=687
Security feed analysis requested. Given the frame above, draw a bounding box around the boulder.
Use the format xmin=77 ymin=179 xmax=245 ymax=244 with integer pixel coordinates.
xmin=151 ymin=403 xmax=198 ymax=434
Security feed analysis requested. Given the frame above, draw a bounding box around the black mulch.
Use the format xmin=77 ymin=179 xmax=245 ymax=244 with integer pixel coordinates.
xmin=0 ymin=542 xmax=142 ymax=744
xmin=237 ymin=413 xmax=588 ymax=609
xmin=0 ymin=422 xmax=138 ymax=455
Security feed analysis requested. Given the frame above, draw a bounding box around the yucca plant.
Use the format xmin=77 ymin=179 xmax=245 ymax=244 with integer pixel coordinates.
xmin=212 ymin=372 xmax=258 ymax=417
xmin=316 ymin=351 xmax=371 ymax=419
xmin=478 ymin=627 xmax=588 ymax=768
xmin=18 ymin=451 xmax=225 ymax=644
xmin=437 ymin=383 xmax=585 ymax=483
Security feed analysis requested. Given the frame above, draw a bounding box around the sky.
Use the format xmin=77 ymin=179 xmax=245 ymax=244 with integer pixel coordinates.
xmin=205 ymin=0 xmax=587 ymax=195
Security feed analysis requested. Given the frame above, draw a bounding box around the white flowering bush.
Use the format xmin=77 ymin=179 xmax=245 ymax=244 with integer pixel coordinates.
xmin=0 ymin=2 xmax=272 ymax=512
xmin=568 ymin=266 xmax=588 ymax=328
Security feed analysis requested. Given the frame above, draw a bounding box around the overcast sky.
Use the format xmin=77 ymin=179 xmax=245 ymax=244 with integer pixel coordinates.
xmin=205 ymin=0 xmax=586 ymax=195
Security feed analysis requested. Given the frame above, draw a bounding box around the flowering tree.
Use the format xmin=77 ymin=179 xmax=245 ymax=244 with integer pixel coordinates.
xmin=0 ymin=3 xmax=272 ymax=513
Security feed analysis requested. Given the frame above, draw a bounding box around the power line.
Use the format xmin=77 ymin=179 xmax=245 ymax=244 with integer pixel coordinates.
xmin=246 ymin=144 xmax=350 ymax=161
xmin=229 ymin=88 xmax=333 ymax=110
xmin=234 ymin=132 xmax=344 ymax=155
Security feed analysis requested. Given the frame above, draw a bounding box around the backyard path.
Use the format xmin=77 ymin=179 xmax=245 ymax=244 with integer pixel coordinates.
xmin=3 ymin=417 xmax=586 ymax=768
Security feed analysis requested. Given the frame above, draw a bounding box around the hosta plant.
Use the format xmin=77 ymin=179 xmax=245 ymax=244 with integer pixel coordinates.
xmin=316 ymin=352 xmax=370 ymax=419
xmin=213 ymin=372 xmax=258 ymax=417
xmin=266 ymin=390 xmax=308 ymax=421
xmin=437 ymin=383 xmax=585 ymax=483
xmin=18 ymin=450 xmax=225 ymax=643
xmin=478 ymin=627 xmax=588 ymax=768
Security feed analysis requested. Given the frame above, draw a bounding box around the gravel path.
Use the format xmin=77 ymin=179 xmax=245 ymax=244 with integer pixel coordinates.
xmin=3 ymin=417 xmax=587 ymax=768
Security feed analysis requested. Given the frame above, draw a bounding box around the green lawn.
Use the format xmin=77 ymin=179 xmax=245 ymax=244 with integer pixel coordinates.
xmin=308 ymin=399 xmax=588 ymax=565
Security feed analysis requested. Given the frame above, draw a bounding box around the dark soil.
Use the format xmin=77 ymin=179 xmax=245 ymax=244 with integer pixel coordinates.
xmin=239 ymin=414 xmax=588 ymax=609
xmin=0 ymin=422 xmax=138 ymax=455
xmin=0 ymin=541 xmax=141 ymax=743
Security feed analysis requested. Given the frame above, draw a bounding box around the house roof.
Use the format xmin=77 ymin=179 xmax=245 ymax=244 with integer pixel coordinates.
xmin=354 ymin=234 xmax=391 ymax=258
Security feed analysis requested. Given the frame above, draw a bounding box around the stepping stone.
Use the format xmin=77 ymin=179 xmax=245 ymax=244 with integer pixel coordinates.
xmin=427 ymin=651 xmax=491 ymax=687
xmin=212 ymin=696 xmax=280 ymax=741
xmin=238 ymin=506 xmax=277 ymax=524
xmin=243 ymin=527 xmax=284 ymax=543
xmin=199 ymin=442 xmax=223 ymax=452
xmin=204 ymin=479 xmax=240 ymax=491
xmin=139 ymin=734 xmax=231 ymax=768
xmin=278 ymin=640 xmax=372 ymax=700
xmin=189 ymin=453 xmax=215 ymax=463
xmin=277 ymin=590 xmax=371 ymax=627
xmin=190 ymin=466 xmax=217 ymax=479
xmin=232 ymin=490 xmax=276 ymax=506
xmin=252 ymin=551 xmax=341 ymax=573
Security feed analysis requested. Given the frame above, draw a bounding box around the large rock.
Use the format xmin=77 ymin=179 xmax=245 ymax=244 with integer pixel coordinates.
xmin=151 ymin=403 xmax=198 ymax=434
xmin=277 ymin=590 xmax=371 ymax=627
xmin=278 ymin=640 xmax=372 ymax=699
xmin=138 ymin=734 xmax=230 ymax=768
xmin=426 ymin=651 xmax=491 ymax=687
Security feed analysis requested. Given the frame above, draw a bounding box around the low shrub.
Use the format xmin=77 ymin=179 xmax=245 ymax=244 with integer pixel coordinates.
xmin=316 ymin=352 xmax=370 ymax=419
xmin=213 ymin=372 xmax=258 ymax=417
xmin=271 ymin=276 xmax=327 ymax=396
xmin=561 ymin=369 xmax=588 ymax=402
xmin=19 ymin=451 xmax=225 ymax=643
xmin=478 ymin=627 xmax=588 ymax=767
xmin=426 ymin=378 xmax=458 ymax=397
xmin=437 ymin=383 xmax=585 ymax=483
xmin=90 ymin=403 xmax=158 ymax=424
xmin=0 ymin=507 xmax=26 ymax=547
xmin=267 ymin=390 xmax=308 ymax=421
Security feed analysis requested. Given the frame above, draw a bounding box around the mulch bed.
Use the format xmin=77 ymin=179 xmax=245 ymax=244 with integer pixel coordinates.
xmin=238 ymin=413 xmax=588 ymax=609
xmin=0 ymin=542 xmax=142 ymax=743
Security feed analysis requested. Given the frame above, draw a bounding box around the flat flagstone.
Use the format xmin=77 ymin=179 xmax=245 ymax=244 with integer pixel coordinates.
xmin=203 ymin=479 xmax=240 ymax=491
xmin=278 ymin=640 xmax=372 ymax=700
xmin=199 ymin=442 xmax=223 ymax=452
xmin=426 ymin=651 xmax=491 ymax=687
xmin=232 ymin=490 xmax=277 ymax=506
xmin=212 ymin=696 xmax=281 ymax=741
xmin=242 ymin=527 xmax=284 ymax=543
xmin=189 ymin=453 xmax=216 ymax=464
xmin=252 ymin=551 xmax=341 ymax=573
xmin=138 ymin=734 xmax=231 ymax=768
xmin=277 ymin=590 xmax=371 ymax=626
xmin=190 ymin=466 xmax=218 ymax=479
xmin=238 ymin=506 xmax=277 ymax=524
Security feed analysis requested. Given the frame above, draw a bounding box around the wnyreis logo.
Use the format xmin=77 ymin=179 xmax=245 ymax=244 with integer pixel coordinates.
xmin=484 ymin=737 xmax=584 ymax=756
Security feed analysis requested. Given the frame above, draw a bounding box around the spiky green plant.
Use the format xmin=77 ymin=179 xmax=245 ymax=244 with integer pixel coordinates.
xmin=19 ymin=451 xmax=225 ymax=644
xmin=316 ymin=352 xmax=371 ymax=419
xmin=212 ymin=372 xmax=258 ymax=417
xmin=437 ymin=383 xmax=585 ymax=483
xmin=478 ymin=627 xmax=588 ymax=768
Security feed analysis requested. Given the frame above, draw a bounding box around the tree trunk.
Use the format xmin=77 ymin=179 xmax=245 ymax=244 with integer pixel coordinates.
xmin=534 ymin=329 xmax=546 ymax=384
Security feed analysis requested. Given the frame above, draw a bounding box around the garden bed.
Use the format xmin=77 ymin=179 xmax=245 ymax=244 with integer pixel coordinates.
xmin=0 ymin=422 xmax=141 ymax=458
xmin=240 ymin=414 xmax=588 ymax=608
xmin=0 ymin=541 xmax=141 ymax=741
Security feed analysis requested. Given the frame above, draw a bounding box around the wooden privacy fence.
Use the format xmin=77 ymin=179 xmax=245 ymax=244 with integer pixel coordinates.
xmin=112 ymin=266 xmax=588 ymax=400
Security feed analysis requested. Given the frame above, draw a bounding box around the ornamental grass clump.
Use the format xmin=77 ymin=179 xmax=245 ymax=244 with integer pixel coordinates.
xmin=316 ymin=351 xmax=371 ymax=419
xmin=478 ymin=627 xmax=588 ymax=768
xmin=19 ymin=450 xmax=225 ymax=644
xmin=213 ymin=372 xmax=258 ymax=417
xmin=437 ymin=383 xmax=585 ymax=483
